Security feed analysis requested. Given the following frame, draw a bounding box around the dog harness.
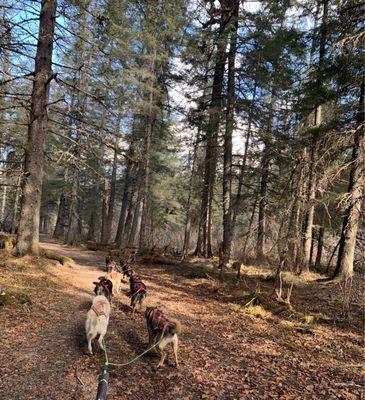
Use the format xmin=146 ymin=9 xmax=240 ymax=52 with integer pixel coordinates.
xmin=108 ymin=271 xmax=118 ymax=280
xmin=129 ymin=273 xmax=146 ymax=304
xmin=100 ymin=278 xmax=113 ymax=290
xmin=122 ymin=263 xmax=135 ymax=276
xmin=91 ymin=300 xmax=108 ymax=317
xmin=149 ymin=309 xmax=170 ymax=332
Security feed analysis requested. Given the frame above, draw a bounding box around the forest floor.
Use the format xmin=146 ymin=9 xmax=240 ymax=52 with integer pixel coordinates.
xmin=0 ymin=237 xmax=364 ymax=400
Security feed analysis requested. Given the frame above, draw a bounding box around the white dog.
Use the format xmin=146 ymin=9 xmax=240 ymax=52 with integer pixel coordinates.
xmin=85 ymin=294 xmax=111 ymax=354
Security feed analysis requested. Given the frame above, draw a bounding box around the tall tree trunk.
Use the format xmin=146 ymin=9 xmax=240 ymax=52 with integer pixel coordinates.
xmin=100 ymin=176 xmax=111 ymax=244
xmin=65 ymin=3 xmax=91 ymax=245
xmin=182 ymin=129 xmax=200 ymax=259
xmin=87 ymin=211 xmax=96 ymax=241
xmin=66 ymin=177 xmax=81 ymax=244
xmin=53 ymin=192 xmax=67 ymax=238
xmin=256 ymin=142 xmax=269 ymax=259
xmin=16 ymin=0 xmax=57 ymax=255
xmin=115 ymin=122 xmax=137 ymax=246
xmin=0 ymin=25 xmax=10 ymax=231
xmin=243 ymin=197 xmax=258 ymax=256
xmin=0 ymin=186 xmax=7 ymax=229
xmin=123 ymin=181 xmax=137 ymax=246
xmin=11 ymin=174 xmax=21 ymax=234
xmin=333 ymin=81 xmax=364 ymax=279
xmin=0 ymin=19 xmax=10 ymax=149
xmin=309 ymin=227 xmax=316 ymax=266
xmin=53 ymin=169 xmax=69 ymax=239
xmin=129 ymin=168 xmax=143 ymax=247
xmin=303 ymin=118 xmax=320 ymax=268
xmin=231 ymin=83 xmax=257 ymax=239
xmin=104 ymin=143 xmax=118 ymax=242
xmin=302 ymin=0 xmax=328 ymax=269
xmin=286 ymin=150 xmax=307 ymax=267
xmin=221 ymin=0 xmax=239 ymax=277
xmin=115 ymin=160 xmax=134 ymax=246
xmin=139 ymin=48 xmax=157 ymax=250
xmin=100 ymin=141 xmax=118 ymax=244
xmin=315 ymin=226 xmax=325 ymax=270
xmin=195 ymin=6 xmax=230 ymax=257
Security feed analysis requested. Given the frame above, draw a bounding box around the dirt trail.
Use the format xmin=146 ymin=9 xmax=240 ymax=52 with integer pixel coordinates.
xmin=40 ymin=235 xmax=105 ymax=293
xmin=0 ymin=238 xmax=363 ymax=400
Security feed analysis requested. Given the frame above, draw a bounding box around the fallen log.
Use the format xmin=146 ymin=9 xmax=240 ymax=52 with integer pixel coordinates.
xmin=40 ymin=248 xmax=75 ymax=267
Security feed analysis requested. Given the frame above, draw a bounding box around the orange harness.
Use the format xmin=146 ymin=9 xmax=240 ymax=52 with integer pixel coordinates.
xmin=108 ymin=271 xmax=118 ymax=280
xmin=91 ymin=300 xmax=108 ymax=317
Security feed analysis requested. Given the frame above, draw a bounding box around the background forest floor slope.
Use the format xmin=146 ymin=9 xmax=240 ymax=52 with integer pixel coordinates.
xmin=0 ymin=238 xmax=363 ymax=400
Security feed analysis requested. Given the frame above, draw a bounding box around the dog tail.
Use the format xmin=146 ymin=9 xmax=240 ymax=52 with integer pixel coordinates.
xmin=169 ymin=319 xmax=181 ymax=335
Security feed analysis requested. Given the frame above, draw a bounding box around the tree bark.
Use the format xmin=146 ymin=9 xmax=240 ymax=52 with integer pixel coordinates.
xmin=139 ymin=48 xmax=157 ymax=250
xmin=195 ymin=4 xmax=230 ymax=257
xmin=231 ymin=83 xmax=257 ymax=240
xmin=333 ymin=81 xmax=364 ymax=279
xmin=302 ymin=0 xmax=328 ymax=269
xmin=0 ymin=186 xmax=7 ymax=228
xmin=115 ymin=122 xmax=137 ymax=246
xmin=128 ymin=168 xmax=143 ymax=247
xmin=66 ymin=177 xmax=81 ymax=244
xmin=100 ymin=176 xmax=111 ymax=244
xmin=182 ymin=129 xmax=200 ymax=260
xmin=315 ymin=226 xmax=324 ymax=270
xmin=286 ymin=150 xmax=307 ymax=267
xmin=16 ymin=0 xmax=57 ymax=255
xmin=256 ymin=141 xmax=270 ymax=259
xmin=303 ymin=126 xmax=320 ymax=268
xmin=87 ymin=211 xmax=96 ymax=241
xmin=243 ymin=197 xmax=258 ymax=256
xmin=11 ymin=174 xmax=21 ymax=234
xmin=115 ymin=160 xmax=133 ymax=245
xmin=221 ymin=0 xmax=239 ymax=277
xmin=103 ymin=143 xmax=118 ymax=243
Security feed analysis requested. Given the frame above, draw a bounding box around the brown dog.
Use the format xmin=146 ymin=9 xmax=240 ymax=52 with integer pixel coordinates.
xmin=145 ymin=307 xmax=181 ymax=368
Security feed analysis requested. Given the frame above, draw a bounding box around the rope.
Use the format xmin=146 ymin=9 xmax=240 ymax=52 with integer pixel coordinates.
xmin=102 ymin=330 xmax=164 ymax=369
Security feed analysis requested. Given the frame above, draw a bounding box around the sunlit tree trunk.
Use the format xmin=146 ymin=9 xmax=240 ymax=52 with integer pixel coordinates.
xmin=334 ymin=81 xmax=364 ymax=279
xmin=256 ymin=141 xmax=269 ymax=259
xmin=16 ymin=0 xmax=57 ymax=255
xmin=195 ymin=4 xmax=230 ymax=257
xmin=302 ymin=0 xmax=328 ymax=269
xmin=221 ymin=0 xmax=239 ymax=277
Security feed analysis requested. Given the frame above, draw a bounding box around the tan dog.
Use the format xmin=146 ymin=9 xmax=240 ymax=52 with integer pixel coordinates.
xmin=105 ymin=271 xmax=122 ymax=294
xmin=145 ymin=307 xmax=181 ymax=368
xmin=85 ymin=294 xmax=111 ymax=354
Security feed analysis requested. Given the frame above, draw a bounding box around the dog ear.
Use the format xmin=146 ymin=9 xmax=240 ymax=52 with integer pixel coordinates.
xmin=93 ymin=281 xmax=99 ymax=286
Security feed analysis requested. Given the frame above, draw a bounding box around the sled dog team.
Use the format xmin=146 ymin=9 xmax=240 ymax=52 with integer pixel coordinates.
xmin=85 ymin=253 xmax=181 ymax=368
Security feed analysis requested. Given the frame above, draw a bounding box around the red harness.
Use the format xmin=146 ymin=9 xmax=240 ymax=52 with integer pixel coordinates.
xmin=150 ymin=309 xmax=170 ymax=332
xmin=91 ymin=300 xmax=107 ymax=317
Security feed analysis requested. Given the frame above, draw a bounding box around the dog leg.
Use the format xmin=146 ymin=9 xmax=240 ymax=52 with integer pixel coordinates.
xmin=98 ymin=333 xmax=106 ymax=351
xmin=157 ymin=350 xmax=167 ymax=368
xmin=157 ymin=343 xmax=167 ymax=368
xmin=87 ymin=332 xmax=96 ymax=355
xmin=140 ymin=297 xmax=145 ymax=312
xmin=173 ymin=336 xmax=179 ymax=368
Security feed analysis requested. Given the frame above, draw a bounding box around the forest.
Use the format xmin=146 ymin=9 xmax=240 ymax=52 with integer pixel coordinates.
xmin=0 ymin=0 xmax=364 ymax=399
